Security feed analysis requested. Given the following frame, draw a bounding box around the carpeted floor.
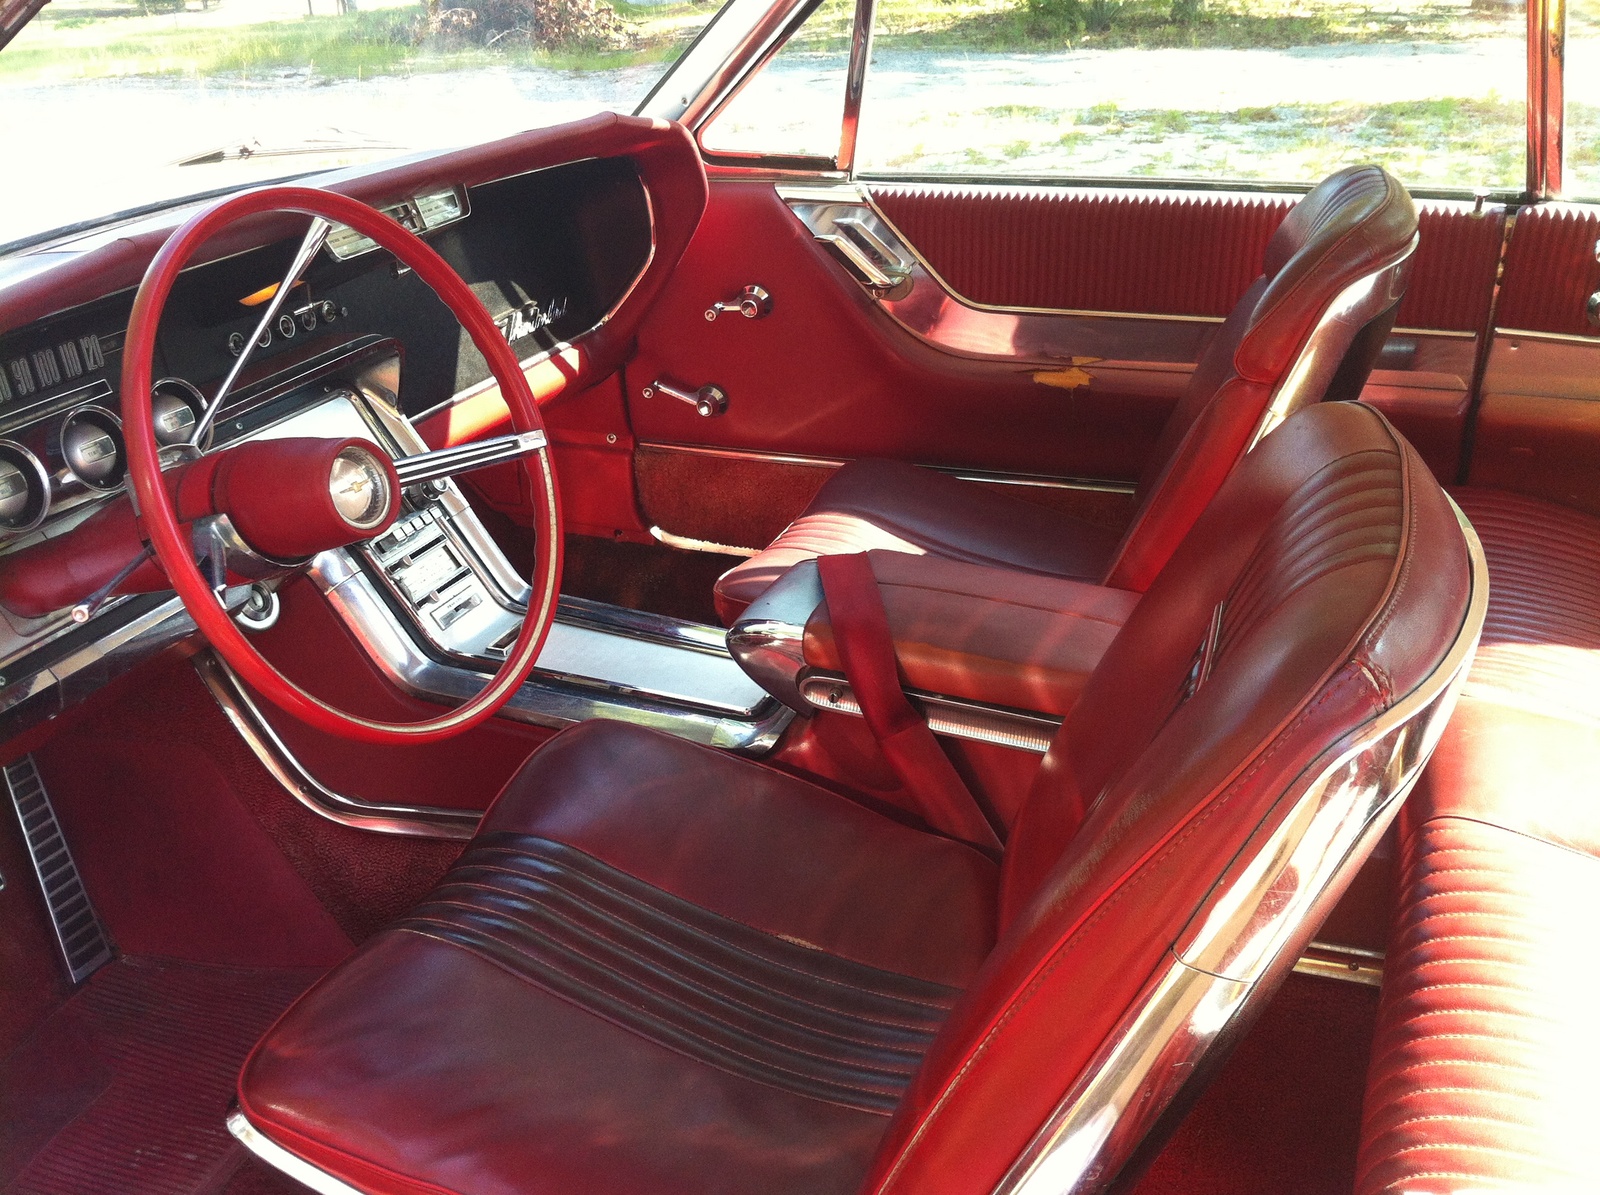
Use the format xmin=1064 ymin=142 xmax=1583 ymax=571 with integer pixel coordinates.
xmin=0 ymin=957 xmax=319 ymax=1195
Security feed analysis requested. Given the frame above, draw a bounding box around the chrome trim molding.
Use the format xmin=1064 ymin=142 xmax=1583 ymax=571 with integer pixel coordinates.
xmin=228 ymin=1108 xmax=366 ymax=1195
xmin=194 ymin=651 xmax=482 ymax=840
xmin=308 ymin=550 xmax=792 ymax=754
xmin=727 ymin=557 xmax=824 ymax=713
xmin=991 ymin=501 xmax=1488 ymax=1195
xmin=800 ymin=674 xmax=1060 ymax=753
xmin=1292 ymin=940 xmax=1385 ymax=987
xmin=638 ymin=442 xmax=1139 ymax=496
xmin=1247 ymin=236 xmax=1419 ymax=449
xmin=778 ymin=185 xmax=1221 ymax=367
xmin=728 ymin=560 xmax=1064 ymax=752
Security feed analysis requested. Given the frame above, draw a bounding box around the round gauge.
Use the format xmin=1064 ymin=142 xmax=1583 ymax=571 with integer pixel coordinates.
xmin=150 ymin=379 xmax=205 ymax=447
xmin=328 ymin=447 xmax=392 ymax=530
xmin=60 ymin=407 xmax=125 ymax=490
xmin=0 ymin=442 xmax=50 ymax=533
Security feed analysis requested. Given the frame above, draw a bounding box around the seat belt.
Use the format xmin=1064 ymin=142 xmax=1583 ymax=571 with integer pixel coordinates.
xmin=815 ymin=553 xmax=1002 ymax=853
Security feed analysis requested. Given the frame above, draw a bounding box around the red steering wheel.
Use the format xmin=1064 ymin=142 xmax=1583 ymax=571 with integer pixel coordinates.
xmin=122 ymin=186 xmax=563 ymax=745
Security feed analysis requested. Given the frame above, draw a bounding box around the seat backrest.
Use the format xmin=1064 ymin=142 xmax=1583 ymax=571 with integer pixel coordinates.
xmin=861 ymin=402 xmax=1481 ymax=1195
xmin=1102 ymin=166 xmax=1418 ymax=593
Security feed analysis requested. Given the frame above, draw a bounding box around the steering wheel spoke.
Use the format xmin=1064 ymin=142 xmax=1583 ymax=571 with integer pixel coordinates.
xmin=393 ymin=429 xmax=547 ymax=490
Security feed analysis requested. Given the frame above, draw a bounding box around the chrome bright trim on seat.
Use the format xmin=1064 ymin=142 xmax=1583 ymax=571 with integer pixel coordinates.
xmin=728 ymin=559 xmax=1064 ymax=751
xmin=992 ymin=500 xmax=1488 ymax=1195
xmin=799 ymin=674 xmax=1060 ymax=754
xmin=1292 ymin=940 xmax=1385 ymax=987
xmin=227 ymin=1107 xmax=366 ymax=1195
xmin=1247 ymin=236 xmax=1419 ymax=449
xmin=194 ymin=651 xmax=482 ymax=840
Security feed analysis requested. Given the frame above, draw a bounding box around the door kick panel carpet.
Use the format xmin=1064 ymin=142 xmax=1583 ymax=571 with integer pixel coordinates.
xmin=1 ymin=957 xmax=319 ymax=1195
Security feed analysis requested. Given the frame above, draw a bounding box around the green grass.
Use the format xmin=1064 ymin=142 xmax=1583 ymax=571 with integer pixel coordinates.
xmin=867 ymin=94 xmax=1526 ymax=189
xmin=0 ymin=1 xmax=711 ymax=83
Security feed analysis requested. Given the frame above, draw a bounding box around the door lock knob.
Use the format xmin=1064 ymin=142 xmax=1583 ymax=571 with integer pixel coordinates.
xmin=644 ymin=379 xmax=728 ymax=418
xmin=705 ymin=285 xmax=772 ymax=322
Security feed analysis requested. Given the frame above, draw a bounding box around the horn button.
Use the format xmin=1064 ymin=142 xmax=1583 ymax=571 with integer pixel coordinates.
xmin=329 ymin=446 xmax=392 ymax=530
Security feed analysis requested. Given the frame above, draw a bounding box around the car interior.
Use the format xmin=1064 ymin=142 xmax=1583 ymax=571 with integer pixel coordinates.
xmin=0 ymin=0 xmax=1598 ymax=1190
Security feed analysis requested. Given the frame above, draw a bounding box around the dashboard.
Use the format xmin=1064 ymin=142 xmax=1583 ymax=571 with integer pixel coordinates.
xmin=0 ymin=154 xmax=652 ymax=551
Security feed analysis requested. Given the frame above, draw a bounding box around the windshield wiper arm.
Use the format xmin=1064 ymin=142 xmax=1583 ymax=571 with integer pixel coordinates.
xmin=177 ymin=130 xmax=404 ymax=168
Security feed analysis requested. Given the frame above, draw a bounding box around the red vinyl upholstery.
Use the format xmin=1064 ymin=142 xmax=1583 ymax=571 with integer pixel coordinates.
xmin=714 ymin=166 xmax=1418 ymax=623
xmin=236 ymin=404 xmax=1470 ymax=1195
xmin=1356 ymin=488 xmax=1600 ymax=1193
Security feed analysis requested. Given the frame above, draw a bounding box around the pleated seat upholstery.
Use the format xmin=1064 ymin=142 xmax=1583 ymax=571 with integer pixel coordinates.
xmin=237 ymin=403 xmax=1473 ymax=1195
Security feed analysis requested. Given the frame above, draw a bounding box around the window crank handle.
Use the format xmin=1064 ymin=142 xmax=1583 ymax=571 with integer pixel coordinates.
xmin=704 ymin=285 xmax=772 ymax=322
xmin=644 ymin=380 xmax=728 ymax=418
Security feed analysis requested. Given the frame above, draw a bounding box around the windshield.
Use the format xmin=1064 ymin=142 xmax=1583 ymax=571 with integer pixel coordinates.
xmin=0 ymin=0 xmax=722 ymax=252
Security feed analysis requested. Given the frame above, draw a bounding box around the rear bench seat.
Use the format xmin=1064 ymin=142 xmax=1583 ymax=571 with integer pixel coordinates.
xmin=1356 ymin=488 xmax=1600 ymax=1192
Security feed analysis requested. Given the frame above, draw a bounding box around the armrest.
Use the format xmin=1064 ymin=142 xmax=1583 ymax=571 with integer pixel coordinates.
xmin=727 ymin=552 xmax=1139 ymax=743
xmin=803 ymin=553 xmax=1137 ymax=719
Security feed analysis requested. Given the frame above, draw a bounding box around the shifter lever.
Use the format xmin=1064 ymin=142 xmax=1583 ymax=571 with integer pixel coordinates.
xmin=643 ymin=379 xmax=728 ymax=418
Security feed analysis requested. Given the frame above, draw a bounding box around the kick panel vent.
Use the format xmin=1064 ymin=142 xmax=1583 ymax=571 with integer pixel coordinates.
xmin=5 ymin=755 xmax=113 ymax=983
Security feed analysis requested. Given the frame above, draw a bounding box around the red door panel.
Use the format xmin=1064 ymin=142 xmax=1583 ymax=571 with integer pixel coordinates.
xmin=1470 ymin=204 xmax=1600 ymax=517
xmin=622 ymin=178 xmax=1507 ymax=548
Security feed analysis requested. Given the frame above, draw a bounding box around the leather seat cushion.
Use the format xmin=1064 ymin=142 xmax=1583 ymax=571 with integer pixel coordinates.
xmin=714 ymin=459 xmax=1123 ymax=623
xmin=239 ymin=720 xmax=999 ymax=1195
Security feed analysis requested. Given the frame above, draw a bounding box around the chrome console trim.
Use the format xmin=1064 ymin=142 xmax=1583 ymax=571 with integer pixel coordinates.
xmin=991 ymin=501 xmax=1488 ymax=1195
xmin=309 ymin=550 xmax=792 ymax=754
xmin=800 ymin=674 xmax=1059 ymax=753
xmin=194 ymin=651 xmax=482 ymax=841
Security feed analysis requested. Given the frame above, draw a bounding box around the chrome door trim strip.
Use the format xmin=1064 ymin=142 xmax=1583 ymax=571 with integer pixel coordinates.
xmin=637 ymin=441 xmax=1139 ymax=495
xmin=193 ymin=651 xmax=482 ymax=841
xmin=991 ymin=500 xmax=1488 ymax=1195
xmin=778 ymin=181 xmax=1228 ymax=327
xmin=778 ymin=186 xmax=1222 ymax=367
xmin=228 ymin=1108 xmax=367 ymax=1195
xmin=837 ymin=0 xmax=878 ymax=175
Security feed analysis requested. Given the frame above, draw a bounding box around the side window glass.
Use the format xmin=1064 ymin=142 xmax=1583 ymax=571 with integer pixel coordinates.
xmin=855 ymin=0 xmax=1527 ymax=191
xmin=698 ymin=0 xmax=854 ymax=159
xmin=1569 ymin=0 xmax=1600 ymax=196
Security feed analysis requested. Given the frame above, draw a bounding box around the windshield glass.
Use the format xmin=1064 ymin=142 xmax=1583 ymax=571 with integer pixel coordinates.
xmin=0 ymin=0 xmax=721 ymax=252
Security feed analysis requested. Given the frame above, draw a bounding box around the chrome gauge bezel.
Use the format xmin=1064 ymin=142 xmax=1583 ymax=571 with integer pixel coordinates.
xmin=57 ymin=404 xmax=126 ymax=492
xmin=0 ymin=439 xmax=53 ymax=534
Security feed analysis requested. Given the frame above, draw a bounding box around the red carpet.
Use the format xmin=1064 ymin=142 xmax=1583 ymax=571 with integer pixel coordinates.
xmin=1 ymin=958 xmax=318 ymax=1195
xmin=1126 ymin=973 xmax=1380 ymax=1195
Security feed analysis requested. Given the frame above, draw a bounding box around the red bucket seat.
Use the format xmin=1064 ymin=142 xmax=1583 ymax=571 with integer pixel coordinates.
xmin=714 ymin=165 xmax=1418 ymax=624
xmin=231 ymin=403 xmax=1478 ymax=1195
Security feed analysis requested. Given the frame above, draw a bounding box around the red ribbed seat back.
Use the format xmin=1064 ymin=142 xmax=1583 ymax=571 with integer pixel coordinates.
xmin=862 ymin=402 xmax=1473 ymax=1194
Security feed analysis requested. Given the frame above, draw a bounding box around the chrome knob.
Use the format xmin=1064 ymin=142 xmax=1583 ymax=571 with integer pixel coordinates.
xmin=705 ymin=285 xmax=772 ymax=322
